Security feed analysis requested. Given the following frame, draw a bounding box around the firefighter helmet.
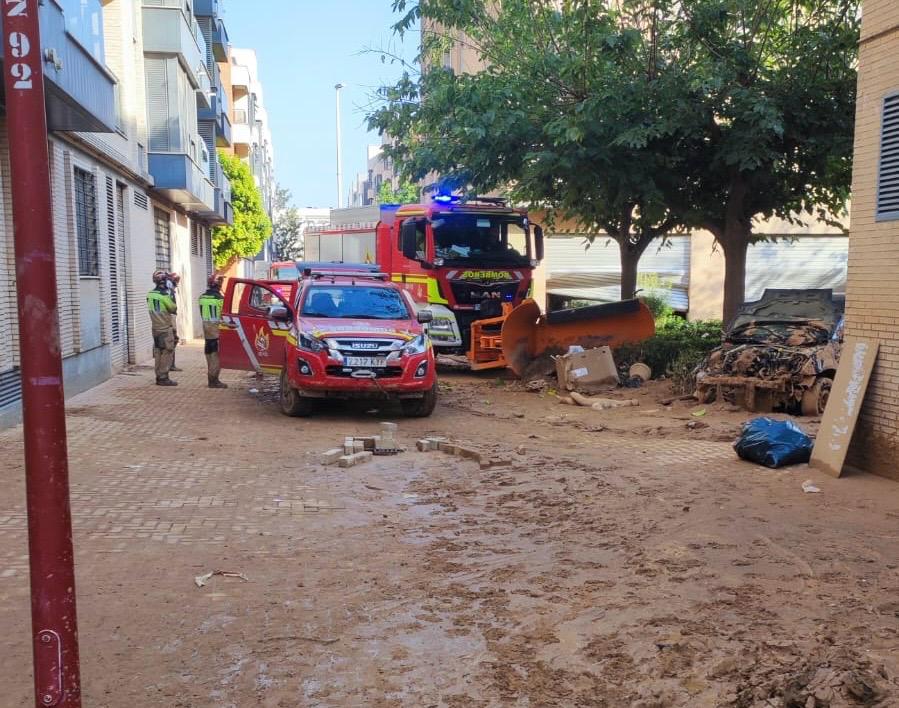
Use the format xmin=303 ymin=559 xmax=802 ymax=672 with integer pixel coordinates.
xmin=152 ymin=270 xmax=167 ymax=284
xmin=208 ymin=273 xmax=224 ymax=288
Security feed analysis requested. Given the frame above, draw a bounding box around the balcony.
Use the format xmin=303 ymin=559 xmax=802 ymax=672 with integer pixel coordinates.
xmin=0 ymin=0 xmax=116 ymax=131
xmin=194 ymin=159 xmax=232 ymax=225
xmin=148 ymin=153 xmax=215 ymax=213
xmin=142 ymin=1 xmax=208 ymax=90
xmin=231 ymin=117 xmax=254 ymax=147
xmin=192 ymin=0 xmax=220 ymax=17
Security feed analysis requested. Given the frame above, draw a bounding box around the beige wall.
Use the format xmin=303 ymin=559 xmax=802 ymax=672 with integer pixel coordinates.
xmin=845 ymin=0 xmax=899 ymax=480
xmin=687 ymin=232 xmax=725 ymax=321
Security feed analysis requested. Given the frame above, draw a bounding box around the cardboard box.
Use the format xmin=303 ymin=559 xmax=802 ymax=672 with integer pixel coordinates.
xmin=555 ymin=346 xmax=619 ymax=392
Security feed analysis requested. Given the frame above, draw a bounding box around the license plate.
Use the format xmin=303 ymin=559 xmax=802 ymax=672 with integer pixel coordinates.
xmin=345 ymin=357 xmax=387 ymax=368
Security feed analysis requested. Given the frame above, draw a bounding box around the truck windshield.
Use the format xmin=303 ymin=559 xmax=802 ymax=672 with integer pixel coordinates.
xmin=301 ymin=286 xmax=410 ymax=320
xmin=431 ymin=214 xmax=530 ymax=265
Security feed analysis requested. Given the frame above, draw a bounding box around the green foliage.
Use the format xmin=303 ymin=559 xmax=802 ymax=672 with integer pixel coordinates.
xmin=377 ymin=180 xmax=420 ymax=205
xmin=271 ymin=184 xmax=303 ymax=261
xmin=373 ymin=0 xmax=859 ymax=317
xmin=212 ymin=152 xmax=271 ymax=269
xmin=638 ymin=273 xmax=675 ymax=320
xmin=617 ymin=317 xmax=723 ymax=393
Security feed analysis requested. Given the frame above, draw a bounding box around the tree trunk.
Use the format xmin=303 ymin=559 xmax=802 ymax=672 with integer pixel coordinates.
xmin=619 ymin=242 xmax=641 ymax=300
xmin=721 ymin=235 xmax=749 ymax=325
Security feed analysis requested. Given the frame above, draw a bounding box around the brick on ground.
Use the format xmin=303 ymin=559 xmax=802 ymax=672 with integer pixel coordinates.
xmin=339 ymin=451 xmax=373 ymax=468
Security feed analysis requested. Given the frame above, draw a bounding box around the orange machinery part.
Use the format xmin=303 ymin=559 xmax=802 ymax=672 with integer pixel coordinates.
xmin=500 ymin=298 xmax=656 ymax=377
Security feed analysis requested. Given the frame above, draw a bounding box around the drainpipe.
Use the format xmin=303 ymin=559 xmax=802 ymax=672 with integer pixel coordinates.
xmin=2 ymin=2 xmax=82 ymax=706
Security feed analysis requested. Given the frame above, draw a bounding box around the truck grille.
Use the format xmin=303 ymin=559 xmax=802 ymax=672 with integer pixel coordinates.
xmin=449 ymin=280 xmax=520 ymax=306
xmin=325 ymin=366 xmax=402 ymax=379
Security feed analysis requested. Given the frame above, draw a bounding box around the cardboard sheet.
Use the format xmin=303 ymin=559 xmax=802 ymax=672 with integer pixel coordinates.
xmin=555 ymin=346 xmax=619 ymax=392
xmin=810 ymin=337 xmax=879 ymax=478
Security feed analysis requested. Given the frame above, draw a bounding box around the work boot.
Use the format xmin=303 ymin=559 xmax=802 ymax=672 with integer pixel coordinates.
xmin=208 ymin=378 xmax=228 ymax=389
xmin=169 ymin=366 xmax=183 ymax=372
xmin=156 ymin=378 xmax=178 ymax=387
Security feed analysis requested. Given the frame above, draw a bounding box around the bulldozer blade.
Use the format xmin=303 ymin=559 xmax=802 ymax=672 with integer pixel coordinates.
xmin=501 ymin=298 xmax=656 ymax=377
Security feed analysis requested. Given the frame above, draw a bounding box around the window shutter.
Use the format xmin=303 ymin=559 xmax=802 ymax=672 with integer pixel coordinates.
xmin=877 ymin=94 xmax=899 ymax=220
xmin=145 ymin=58 xmax=171 ymax=151
xmin=106 ymin=176 xmax=120 ymax=343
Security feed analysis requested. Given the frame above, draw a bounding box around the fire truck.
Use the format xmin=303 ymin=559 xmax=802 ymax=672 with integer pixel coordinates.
xmin=305 ymin=196 xmax=545 ymax=369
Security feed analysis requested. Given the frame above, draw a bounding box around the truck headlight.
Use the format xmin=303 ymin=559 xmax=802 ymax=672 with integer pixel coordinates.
xmin=429 ymin=318 xmax=454 ymax=332
xmin=402 ymin=334 xmax=429 ymax=356
xmin=298 ymin=332 xmax=326 ymax=353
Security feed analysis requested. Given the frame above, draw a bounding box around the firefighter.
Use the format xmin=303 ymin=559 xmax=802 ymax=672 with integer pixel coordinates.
xmin=167 ymin=272 xmax=183 ymax=372
xmin=199 ymin=274 xmax=228 ymax=389
xmin=147 ymin=271 xmax=178 ymax=386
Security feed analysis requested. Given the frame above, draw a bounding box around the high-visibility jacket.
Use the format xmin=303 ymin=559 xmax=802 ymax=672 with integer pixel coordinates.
xmin=198 ymin=289 xmax=224 ymax=323
xmin=147 ymin=287 xmax=177 ymax=333
xmin=199 ymin=289 xmax=224 ymax=340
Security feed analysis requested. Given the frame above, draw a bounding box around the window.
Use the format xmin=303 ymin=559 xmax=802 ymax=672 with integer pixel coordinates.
xmin=74 ymin=167 xmax=99 ymax=277
xmin=154 ymin=208 xmax=171 ymax=271
xmin=877 ymin=93 xmax=899 ymax=221
xmin=301 ymin=286 xmax=410 ymax=320
xmin=399 ymin=219 xmax=427 ymax=260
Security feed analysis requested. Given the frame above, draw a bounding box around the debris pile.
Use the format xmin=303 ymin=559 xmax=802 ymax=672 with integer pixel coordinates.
xmin=416 ymin=437 xmax=512 ymax=470
xmin=320 ymin=422 xmax=404 ymax=468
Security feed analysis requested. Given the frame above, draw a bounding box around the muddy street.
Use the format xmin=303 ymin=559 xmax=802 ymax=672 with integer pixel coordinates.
xmin=1 ymin=345 xmax=898 ymax=706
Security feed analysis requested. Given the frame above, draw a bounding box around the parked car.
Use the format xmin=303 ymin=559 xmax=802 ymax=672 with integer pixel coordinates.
xmin=695 ymin=289 xmax=843 ymax=415
xmin=218 ymin=269 xmax=438 ymax=417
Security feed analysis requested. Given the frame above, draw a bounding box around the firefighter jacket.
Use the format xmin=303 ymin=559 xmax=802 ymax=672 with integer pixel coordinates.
xmin=198 ymin=288 xmax=224 ymax=340
xmin=147 ymin=286 xmax=177 ymax=333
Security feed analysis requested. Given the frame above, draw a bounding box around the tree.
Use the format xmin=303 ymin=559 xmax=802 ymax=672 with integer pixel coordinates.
xmin=375 ymin=0 xmax=858 ymax=321
xmin=666 ymin=0 xmax=858 ymax=321
xmin=212 ymin=152 xmax=271 ymax=269
xmin=371 ymin=0 xmax=688 ymax=299
xmin=377 ymin=180 xmax=420 ymax=205
xmin=271 ymin=184 xmax=304 ymax=261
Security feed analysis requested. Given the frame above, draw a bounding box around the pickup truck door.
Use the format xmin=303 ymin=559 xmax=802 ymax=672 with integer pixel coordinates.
xmin=219 ymin=279 xmax=297 ymax=374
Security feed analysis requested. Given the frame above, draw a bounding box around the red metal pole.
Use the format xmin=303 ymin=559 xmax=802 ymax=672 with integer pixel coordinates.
xmin=2 ymin=1 xmax=82 ymax=706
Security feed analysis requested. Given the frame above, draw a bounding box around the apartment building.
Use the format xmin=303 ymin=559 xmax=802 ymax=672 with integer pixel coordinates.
xmin=0 ymin=0 xmax=238 ymax=426
xmin=217 ymin=47 xmax=276 ymax=270
xmin=844 ymin=0 xmax=899 ymax=480
xmin=348 ymin=144 xmax=401 ymax=207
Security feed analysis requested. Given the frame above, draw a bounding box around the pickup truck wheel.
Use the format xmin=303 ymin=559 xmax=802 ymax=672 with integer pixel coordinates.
xmin=280 ymin=370 xmax=315 ymax=417
xmin=801 ymin=377 xmax=832 ymax=417
xmin=401 ymin=383 xmax=438 ymax=418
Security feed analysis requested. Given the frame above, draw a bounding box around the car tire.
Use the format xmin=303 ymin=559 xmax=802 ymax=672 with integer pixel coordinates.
xmin=280 ymin=370 xmax=315 ymax=417
xmin=801 ymin=376 xmax=832 ymax=417
xmin=401 ymin=383 xmax=438 ymax=418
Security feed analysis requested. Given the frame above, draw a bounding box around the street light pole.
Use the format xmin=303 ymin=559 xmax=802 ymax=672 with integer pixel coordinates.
xmin=335 ymin=82 xmax=344 ymax=209
xmin=1 ymin=1 xmax=82 ymax=706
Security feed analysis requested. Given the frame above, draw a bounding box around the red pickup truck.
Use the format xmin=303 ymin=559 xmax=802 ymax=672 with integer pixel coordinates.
xmin=218 ymin=270 xmax=438 ymax=417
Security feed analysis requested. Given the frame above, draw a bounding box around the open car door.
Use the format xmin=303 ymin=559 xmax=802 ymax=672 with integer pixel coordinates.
xmin=219 ymin=279 xmax=297 ymax=374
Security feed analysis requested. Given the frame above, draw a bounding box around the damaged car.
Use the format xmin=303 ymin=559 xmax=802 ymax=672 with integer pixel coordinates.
xmin=695 ymin=289 xmax=843 ymax=416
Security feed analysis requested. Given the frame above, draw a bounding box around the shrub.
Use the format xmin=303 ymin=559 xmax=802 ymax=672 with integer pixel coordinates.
xmin=616 ymin=316 xmax=723 ymax=393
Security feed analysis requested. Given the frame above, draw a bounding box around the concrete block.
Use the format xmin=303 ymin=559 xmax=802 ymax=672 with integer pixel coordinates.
xmin=437 ymin=441 xmax=459 ymax=455
xmin=456 ymin=446 xmax=484 ymax=463
xmin=352 ymin=440 xmax=365 ymax=453
xmin=416 ymin=439 xmax=437 ymax=452
xmin=338 ymin=451 xmax=373 ymax=468
xmin=480 ymin=458 xmax=513 ymax=470
xmin=380 ymin=422 xmax=398 ymax=434
xmin=320 ymin=448 xmax=344 ymax=465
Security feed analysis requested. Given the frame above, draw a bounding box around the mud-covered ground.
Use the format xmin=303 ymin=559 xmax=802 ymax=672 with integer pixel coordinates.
xmin=1 ymin=345 xmax=898 ymax=706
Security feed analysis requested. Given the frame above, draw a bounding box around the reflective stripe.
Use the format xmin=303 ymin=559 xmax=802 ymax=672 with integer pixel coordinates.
xmin=390 ymin=273 xmax=449 ymax=305
xmin=231 ymin=318 xmax=262 ymax=373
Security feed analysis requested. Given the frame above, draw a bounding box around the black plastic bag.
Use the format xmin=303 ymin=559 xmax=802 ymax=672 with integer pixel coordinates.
xmin=733 ymin=417 xmax=813 ymax=468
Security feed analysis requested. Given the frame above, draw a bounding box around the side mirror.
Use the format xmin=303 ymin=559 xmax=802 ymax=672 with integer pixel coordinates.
xmin=417 ymin=309 xmax=434 ymax=324
xmin=267 ymin=305 xmax=290 ymax=321
xmin=400 ymin=222 xmax=419 ymax=261
xmin=534 ymin=225 xmax=545 ymax=262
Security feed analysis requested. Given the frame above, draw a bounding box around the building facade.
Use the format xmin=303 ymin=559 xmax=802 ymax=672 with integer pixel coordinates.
xmin=844 ymin=0 xmax=899 ymax=480
xmin=221 ymin=46 xmax=276 ymax=269
xmin=0 ymin=0 xmax=246 ymax=426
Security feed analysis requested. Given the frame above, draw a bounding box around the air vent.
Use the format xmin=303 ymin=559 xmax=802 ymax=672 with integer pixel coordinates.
xmin=877 ymin=94 xmax=899 ymax=220
xmin=0 ymin=368 xmax=22 ymax=410
xmin=134 ymin=191 xmax=148 ymax=210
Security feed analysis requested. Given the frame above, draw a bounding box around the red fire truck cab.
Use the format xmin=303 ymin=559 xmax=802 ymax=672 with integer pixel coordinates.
xmin=218 ymin=270 xmax=438 ymax=417
xmin=305 ymin=197 xmax=544 ymax=364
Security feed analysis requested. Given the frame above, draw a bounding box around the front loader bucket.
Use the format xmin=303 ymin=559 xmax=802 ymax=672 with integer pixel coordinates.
xmin=500 ymin=298 xmax=656 ymax=378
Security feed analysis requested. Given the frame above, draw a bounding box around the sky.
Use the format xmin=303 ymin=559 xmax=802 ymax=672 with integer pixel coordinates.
xmin=222 ymin=0 xmax=417 ymax=209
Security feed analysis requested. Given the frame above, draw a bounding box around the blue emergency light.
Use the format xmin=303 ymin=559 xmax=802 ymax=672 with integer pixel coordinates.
xmin=433 ymin=193 xmax=461 ymax=204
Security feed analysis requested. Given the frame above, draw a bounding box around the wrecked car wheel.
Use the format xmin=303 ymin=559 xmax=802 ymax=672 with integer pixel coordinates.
xmin=801 ymin=377 xmax=832 ymax=417
xmin=280 ymin=370 xmax=315 ymax=417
